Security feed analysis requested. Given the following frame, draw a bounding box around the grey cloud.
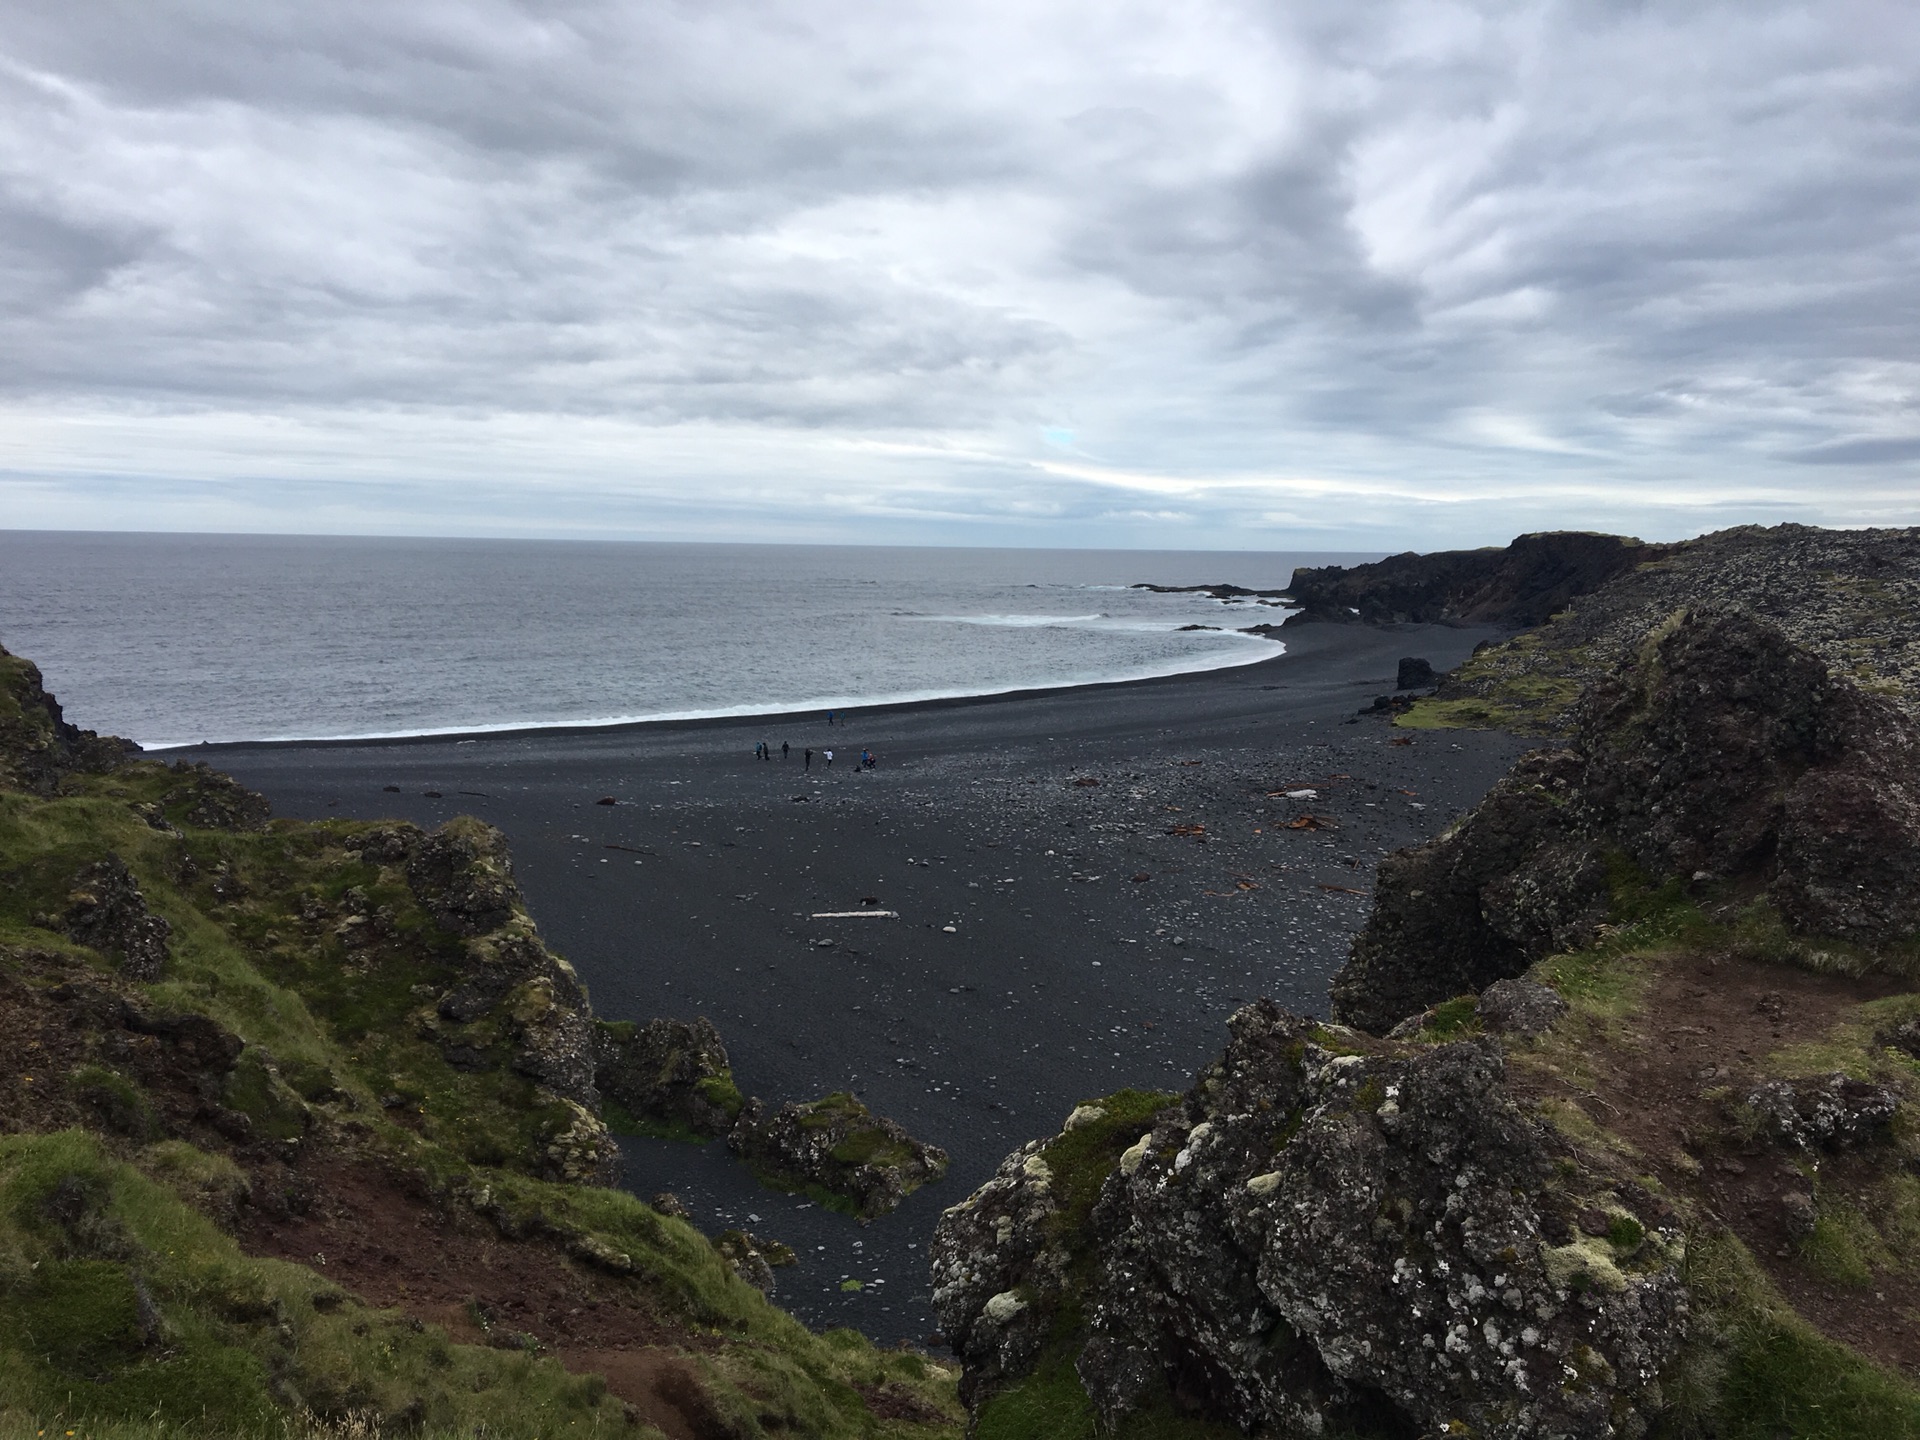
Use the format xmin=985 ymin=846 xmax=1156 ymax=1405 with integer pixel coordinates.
xmin=1 ymin=0 xmax=1918 ymax=542
xmin=1784 ymin=437 xmax=1920 ymax=466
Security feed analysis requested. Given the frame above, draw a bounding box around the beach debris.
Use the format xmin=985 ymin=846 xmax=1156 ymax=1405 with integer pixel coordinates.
xmin=790 ymin=794 xmax=809 ymax=802
xmin=942 ymin=924 xmax=958 ymax=933
xmin=1387 ymin=735 xmax=1415 ymax=746
xmin=860 ymin=895 xmax=880 ymax=905
xmin=382 ymin=784 xmax=400 ymax=792
xmin=1281 ymin=788 xmax=1317 ymax=800
xmin=422 ymin=790 xmax=443 ymax=798
xmin=1070 ymin=872 xmax=1103 ymax=883
xmin=1284 ymin=814 xmax=1338 ymax=831
xmin=459 ymin=790 xmax=492 ymax=798
xmin=1167 ymin=822 xmax=1207 ymax=837
xmin=1317 ymin=883 xmax=1368 ymax=895
xmin=1178 ymin=760 xmax=1203 ymax=767
xmin=1131 ymin=873 xmax=1152 ymax=883
xmin=810 ymin=910 xmax=899 ymax=919
xmin=603 ymin=843 xmax=650 ymax=855
xmin=595 ymin=796 xmax=618 ymax=805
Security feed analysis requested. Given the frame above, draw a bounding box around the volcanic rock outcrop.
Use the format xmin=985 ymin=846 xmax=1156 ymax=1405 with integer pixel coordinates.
xmin=932 ymin=1004 xmax=1687 ymax=1439
xmin=1283 ymin=531 xmax=1658 ymax=628
xmin=0 ymin=643 xmax=139 ymax=791
xmin=732 ymin=1091 xmax=950 ymax=1219
xmin=596 ymin=1015 xmax=745 ymax=1138
xmin=1333 ymin=607 xmax=1920 ymax=1032
xmin=61 ymin=854 xmax=174 ymax=982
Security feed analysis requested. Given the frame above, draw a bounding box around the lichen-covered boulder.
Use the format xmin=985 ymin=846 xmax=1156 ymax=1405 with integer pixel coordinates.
xmin=167 ymin=760 xmax=272 ymax=831
xmin=596 ymin=1016 xmax=744 ymax=1138
xmin=62 ymin=855 xmax=173 ymax=982
xmin=1740 ymin=1074 xmax=1900 ymax=1152
xmin=1478 ymin=978 xmax=1569 ymax=1036
xmin=731 ymin=1091 xmax=947 ymax=1219
xmin=406 ymin=817 xmax=522 ymax=935
xmin=934 ymin=1002 xmax=1688 ymax=1440
xmin=930 ymin=1136 xmax=1070 ymax=1407
xmin=539 ymin=1096 xmax=620 ymax=1184
xmin=712 ymin=1229 xmax=797 ymax=1293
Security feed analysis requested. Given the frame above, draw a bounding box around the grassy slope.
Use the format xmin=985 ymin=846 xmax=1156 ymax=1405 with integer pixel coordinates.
xmin=0 ymin=746 xmax=959 ymax=1438
xmin=1408 ymin=877 xmax=1920 ymax=1437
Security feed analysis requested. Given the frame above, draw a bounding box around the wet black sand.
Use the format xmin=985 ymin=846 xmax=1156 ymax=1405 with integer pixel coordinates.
xmin=209 ymin=621 xmax=1530 ymax=1342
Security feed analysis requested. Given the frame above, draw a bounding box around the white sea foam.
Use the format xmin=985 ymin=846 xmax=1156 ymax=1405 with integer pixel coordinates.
xmin=910 ymin=612 xmax=1106 ymax=628
xmin=145 ymin=631 xmax=1285 ymax=749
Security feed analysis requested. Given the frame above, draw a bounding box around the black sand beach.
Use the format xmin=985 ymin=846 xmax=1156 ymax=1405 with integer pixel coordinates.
xmin=210 ymin=621 xmax=1529 ymax=1343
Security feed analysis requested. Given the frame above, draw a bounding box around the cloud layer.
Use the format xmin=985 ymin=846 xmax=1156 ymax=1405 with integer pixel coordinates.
xmin=3 ymin=0 xmax=1917 ymax=546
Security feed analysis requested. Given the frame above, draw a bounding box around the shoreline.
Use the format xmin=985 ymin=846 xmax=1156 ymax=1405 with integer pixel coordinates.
xmin=158 ymin=630 xmax=1292 ymax=754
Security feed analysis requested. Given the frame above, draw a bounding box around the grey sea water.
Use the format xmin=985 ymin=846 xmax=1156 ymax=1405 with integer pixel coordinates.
xmin=0 ymin=532 xmax=1375 ymax=748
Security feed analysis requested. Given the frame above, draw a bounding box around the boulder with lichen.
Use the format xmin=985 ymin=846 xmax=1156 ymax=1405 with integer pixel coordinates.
xmin=932 ymin=1002 xmax=1687 ymax=1439
xmin=62 ymin=855 xmax=173 ymax=982
xmin=595 ymin=1016 xmax=745 ymax=1138
xmin=731 ymin=1091 xmax=948 ymax=1219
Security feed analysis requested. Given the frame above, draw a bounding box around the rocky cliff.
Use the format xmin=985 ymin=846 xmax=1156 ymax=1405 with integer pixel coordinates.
xmin=1405 ymin=523 xmax=1920 ymax=733
xmin=933 ymin=600 xmax=1920 ymax=1440
xmin=1333 ymin=607 xmax=1920 ymax=1033
xmin=1282 ymin=531 xmax=1660 ymax=628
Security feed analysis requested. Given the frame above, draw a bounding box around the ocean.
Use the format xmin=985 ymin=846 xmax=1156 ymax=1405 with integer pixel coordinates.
xmin=0 ymin=532 xmax=1376 ymax=749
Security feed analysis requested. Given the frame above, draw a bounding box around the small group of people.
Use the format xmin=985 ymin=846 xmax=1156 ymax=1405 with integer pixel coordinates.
xmin=751 ymin=739 xmax=877 ymax=772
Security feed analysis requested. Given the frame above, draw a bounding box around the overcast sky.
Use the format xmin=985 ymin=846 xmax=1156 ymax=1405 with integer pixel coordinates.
xmin=2 ymin=1 xmax=1916 ymax=549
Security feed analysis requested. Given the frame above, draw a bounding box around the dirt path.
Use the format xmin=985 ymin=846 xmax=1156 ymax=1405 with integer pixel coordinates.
xmin=1518 ymin=950 xmax=1920 ymax=1379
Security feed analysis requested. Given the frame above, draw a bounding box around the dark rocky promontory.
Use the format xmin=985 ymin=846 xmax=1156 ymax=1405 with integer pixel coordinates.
xmin=1282 ymin=530 xmax=1660 ymax=627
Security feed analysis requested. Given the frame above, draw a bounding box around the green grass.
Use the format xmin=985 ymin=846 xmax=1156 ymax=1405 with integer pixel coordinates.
xmin=1410 ymin=995 xmax=1480 ymax=1041
xmin=1665 ymin=1229 xmax=1920 ymax=1439
xmin=0 ymin=1131 xmax=629 ymax=1437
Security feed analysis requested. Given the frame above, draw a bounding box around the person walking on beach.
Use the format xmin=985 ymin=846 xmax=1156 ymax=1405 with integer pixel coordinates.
xmin=761 ymin=740 xmax=771 ymax=761
xmin=861 ymin=748 xmax=874 ymax=770
xmin=825 ymin=749 xmax=834 ymax=768
xmin=804 ymin=748 xmax=812 ymax=771
xmin=753 ymin=742 xmax=762 ymax=761
xmin=781 ymin=741 xmax=789 ymax=761
xmin=827 ymin=710 xmax=834 ymax=726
